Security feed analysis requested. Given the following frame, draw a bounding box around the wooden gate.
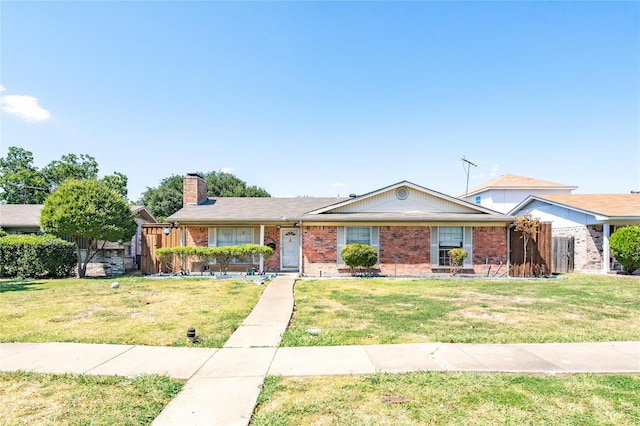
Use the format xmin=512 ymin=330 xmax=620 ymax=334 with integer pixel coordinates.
xmin=509 ymin=222 xmax=552 ymax=277
xmin=552 ymin=236 xmax=575 ymax=273
xmin=140 ymin=224 xmax=180 ymax=274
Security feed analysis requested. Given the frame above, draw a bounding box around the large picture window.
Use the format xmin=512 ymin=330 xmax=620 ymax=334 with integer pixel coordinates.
xmin=438 ymin=226 xmax=463 ymax=266
xmin=208 ymin=227 xmax=254 ymax=247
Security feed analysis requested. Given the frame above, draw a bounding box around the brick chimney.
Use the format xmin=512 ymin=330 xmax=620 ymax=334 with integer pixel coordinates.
xmin=183 ymin=173 xmax=208 ymax=207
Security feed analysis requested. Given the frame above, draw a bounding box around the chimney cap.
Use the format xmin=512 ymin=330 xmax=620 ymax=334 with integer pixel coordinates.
xmin=186 ymin=173 xmax=204 ymax=178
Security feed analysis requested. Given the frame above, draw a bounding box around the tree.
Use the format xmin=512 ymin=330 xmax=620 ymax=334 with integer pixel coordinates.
xmin=514 ymin=213 xmax=541 ymax=277
xmin=139 ymin=171 xmax=271 ymax=222
xmin=40 ymin=179 xmax=137 ymax=278
xmin=0 ymin=147 xmax=49 ymax=203
xmin=0 ymin=146 xmax=129 ymax=203
xmin=609 ymin=225 xmax=640 ymax=274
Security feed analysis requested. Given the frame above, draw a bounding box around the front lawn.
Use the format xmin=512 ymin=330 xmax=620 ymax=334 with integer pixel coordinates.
xmin=252 ymin=372 xmax=640 ymax=425
xmin=0 ymin=371 xmax=182 ymax=425
xmin=282 ymin=274 xmax=640 ymax=346
xmin=0 ymin=276 xmax=265 ymax=347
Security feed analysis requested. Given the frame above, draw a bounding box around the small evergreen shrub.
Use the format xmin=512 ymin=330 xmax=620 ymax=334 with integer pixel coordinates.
xmin=0 ymin=234 xmax=76 ymax=278
xmin=340 ymin=243 xmax=378 ymax=276
xmin=610 ymin=225 xmax=640 ymax=274
xmin=448 ymin=248 xmax=468 ymax=276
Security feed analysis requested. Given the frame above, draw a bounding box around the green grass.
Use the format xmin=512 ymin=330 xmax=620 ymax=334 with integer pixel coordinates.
xmin=0 ymin=276 xmax=265 ymax=347
xmin=251 ymin=372 xmax=640 ymax=425
xmin=282 ymin=274 xmax=640 ymax=346
xmin=0 ymin=371 xmax=183 ymax=425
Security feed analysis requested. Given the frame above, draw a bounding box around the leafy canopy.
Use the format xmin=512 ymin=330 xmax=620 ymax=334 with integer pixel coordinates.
xmin=610 ymin=225 xmax=640 ymax=274
xmin=0 ymin=146 xmax=128 ymax=203
xmin=40 ymin=179 xmax=136 ymax=277
xmin=139 ymin=171 xmax=270 ymax=222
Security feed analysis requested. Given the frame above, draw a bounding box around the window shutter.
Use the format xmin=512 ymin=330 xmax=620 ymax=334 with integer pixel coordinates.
xmin=208 ymin=228 xmax=216 ymax=247
xmin=463 ymin=227 xmax=473 ymax=267
xmin=371 ymin=226 xmax=380 ymax=265
xmin=337 ymin=226 xmax=345 ymax=265
xmin=430 ymin=227 xmax=439 ymax=266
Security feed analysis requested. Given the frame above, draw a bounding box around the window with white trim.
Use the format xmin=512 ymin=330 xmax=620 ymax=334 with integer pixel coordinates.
xmin=207 ymin=227 xmax=256 ymax=264
xmin=337 ymin=226 xmax=379 ymax=265
xmin=430 ymin=226 xmax=472 ymax=267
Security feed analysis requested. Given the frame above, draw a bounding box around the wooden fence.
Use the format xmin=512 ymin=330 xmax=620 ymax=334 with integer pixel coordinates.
xmin=509 ymin=222 xmax=552 ymax=277
xmin=140 ymin=224 xmax=181 ymax=275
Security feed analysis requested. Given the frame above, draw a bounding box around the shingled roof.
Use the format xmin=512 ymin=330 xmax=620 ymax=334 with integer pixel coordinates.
xmin=530 ymin=194 xmax=640 ymax=219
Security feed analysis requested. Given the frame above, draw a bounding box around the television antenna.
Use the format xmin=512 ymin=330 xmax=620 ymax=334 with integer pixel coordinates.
xmin=460 ymin=155 xmax=477 ymax=196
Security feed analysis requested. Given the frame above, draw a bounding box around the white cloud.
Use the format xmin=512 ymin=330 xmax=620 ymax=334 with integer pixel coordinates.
xmin=1 ymin=93 xmax=51 ymax=122
xmin=332 ymin=182 xmax=347 ymax=187
xmin=220 ymin=167 xmax=235 ymax=174
xmin=0 ymin=85 xmax=5 ymax=92
xmin=490 ymin=164 xmax=500 ymax=176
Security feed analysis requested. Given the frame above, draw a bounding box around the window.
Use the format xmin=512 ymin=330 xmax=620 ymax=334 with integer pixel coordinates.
xmin=438 ymin=226 xmax=463 ymax=266
xmin=337 ymin=226 xmax=379 ymax=265
xmin=210 ymin=227 xmax=254 ymax=247
xmin=475 ymin=195 xmax=481 ymax=204
xmin=346 ymin=227 xmax=371 ymax=245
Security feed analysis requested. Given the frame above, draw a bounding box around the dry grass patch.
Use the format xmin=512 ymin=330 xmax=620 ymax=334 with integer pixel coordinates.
xmin=252 ymin=373 xmax=640 ymax=426
xmin=0 ymin=276 xmax=265 ymax=347
xmin=0 ymin=371 xmax=182 ymax=425
xmin=282 ymin=274 xmax=640 ymax=346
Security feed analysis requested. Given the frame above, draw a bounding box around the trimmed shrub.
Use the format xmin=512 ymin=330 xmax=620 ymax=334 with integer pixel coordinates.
xmin=340 ymin=243 xmax=378 ymax=276
xmin=448 ymin=248 xmax=468 ymax=276
xmin=157 ymin=244 xmax=274 ymax=275
xmin=610 ymin=225 xmax=640 ymax=274
xmin=0 ymin=234 xmax=76 ymax=278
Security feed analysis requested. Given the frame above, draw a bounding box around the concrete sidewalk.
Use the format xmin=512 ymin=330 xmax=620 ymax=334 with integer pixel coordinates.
xmin=1 ymin=274 xmax=639 ymax=426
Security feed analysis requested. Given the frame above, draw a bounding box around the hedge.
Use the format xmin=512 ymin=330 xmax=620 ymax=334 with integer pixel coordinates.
xmin=0 ymin=234 xmax=76 ymax=278
xmin=156 ymin=244 xmax=274 ymax=275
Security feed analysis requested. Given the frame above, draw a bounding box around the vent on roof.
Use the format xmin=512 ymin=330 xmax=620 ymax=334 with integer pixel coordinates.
xmin=349 ymin=193 xmax=357 ymax=198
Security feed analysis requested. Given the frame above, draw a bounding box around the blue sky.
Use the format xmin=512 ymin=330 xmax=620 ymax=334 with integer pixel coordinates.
xmin=2 ymin=1 xmax=639 ymax=202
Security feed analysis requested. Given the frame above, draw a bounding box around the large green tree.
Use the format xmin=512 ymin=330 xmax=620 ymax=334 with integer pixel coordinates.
xmin=0 ymin=146 xmax=128 ymax=203
xmin=139 ymin=171 xmax=270 ymax=222
xmin=40 ymin=179 xmax=137 ymax=278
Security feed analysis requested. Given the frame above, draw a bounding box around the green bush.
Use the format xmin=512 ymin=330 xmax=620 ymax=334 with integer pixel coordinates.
xmin=447 ymin=248 xmax=468 ymax=276
xmin=340 ymin=243 xmax=378 ymax=276
xmin=0 ymin=234 xmax=76 ymax=278
xmin=610 ymin=225 xmax=640 ymax=274
xmin=157 ymin=244 xmax=274 ymax=275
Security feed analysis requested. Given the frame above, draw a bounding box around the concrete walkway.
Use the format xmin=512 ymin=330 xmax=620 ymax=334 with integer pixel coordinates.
xmin=1 ymin=274 xmax=639 ymax=426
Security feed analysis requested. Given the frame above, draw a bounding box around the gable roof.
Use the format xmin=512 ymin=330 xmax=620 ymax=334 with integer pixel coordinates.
xmin=166 ymin=197 xmax=349 ymax=224
xmin=461 ymin=174 xmax=577 ymax=197
xmin=167 ymin=181 xmax=513 ymax=224
xmin=510 ymin=194 xmax=640 ymax=219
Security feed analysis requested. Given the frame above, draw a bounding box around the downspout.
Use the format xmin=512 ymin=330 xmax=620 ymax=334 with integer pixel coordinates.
xmin=506 ymin=223 xmax=513 ymax=277
xmin=299 ymin=220 xmax=304 ymax=276
xmin=602 ymin=223 xmax=610 ymax=274
xmin=259 ymin=224 xmax=265 ymax=273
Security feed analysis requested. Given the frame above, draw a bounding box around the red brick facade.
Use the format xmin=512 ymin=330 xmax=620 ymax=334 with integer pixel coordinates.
xmin=302 ymin=226 xmax=339 ymax=276
xmin=379 ymin=226 xmax=431 ymax=276
xmin=186 ymin=227 xmax=208 ymax=247
xmin=471 ymin=226 xmax=508 ymax=273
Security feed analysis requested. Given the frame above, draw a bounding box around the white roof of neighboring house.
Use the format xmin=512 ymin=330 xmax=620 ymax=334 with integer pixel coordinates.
xmin=460 ymin=174 xmax=577 ymax=198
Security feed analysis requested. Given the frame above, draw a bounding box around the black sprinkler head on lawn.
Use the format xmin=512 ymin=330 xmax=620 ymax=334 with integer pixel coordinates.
xmin=187 ymin=327 xmax=196 ymax=342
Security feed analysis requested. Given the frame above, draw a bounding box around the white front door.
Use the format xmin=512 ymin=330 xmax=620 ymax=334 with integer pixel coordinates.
xmin=280 ymin=228 xmax=300 ymax=270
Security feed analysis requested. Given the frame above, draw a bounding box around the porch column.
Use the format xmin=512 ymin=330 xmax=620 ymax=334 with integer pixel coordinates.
xmin=602 ymin=223 xmax=610 ymax=274
xmin=259 ymin=225 xmax=265 ymax=272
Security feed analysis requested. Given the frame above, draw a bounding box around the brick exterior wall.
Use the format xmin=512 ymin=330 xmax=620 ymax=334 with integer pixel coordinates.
xmin=302 ymin=225 xmax=509 ymax=277
xmin=302 ymin=226 xmax=340 ymax=276
xmin=79 ymin=249 xmax=125 ymax=277
xmin=472 ymin=226 xmax=508 ymax=274
xmin=183 ymin=174 xmax=207 ymax=207
xmin=379 ymin=226 xmax=431 ymax=276
xmin=186 ymin=227 xmax=208 ymax=247
xmin=553 ymin=225 xmax=603 ymax=272
xmin=263 ymin=226 xmax=280 ymax=273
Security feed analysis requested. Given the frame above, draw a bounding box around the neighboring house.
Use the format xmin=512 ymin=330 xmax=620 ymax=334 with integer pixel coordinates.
xmin=509 ymin=194 xmax=640 ymax=274
xmin=459 ymin=174 xmax=577 ymax=214
xmin=0 ymin=204 xmax=156 ymax=275
xmin=165 ymin=174 xmax=514 ymax=277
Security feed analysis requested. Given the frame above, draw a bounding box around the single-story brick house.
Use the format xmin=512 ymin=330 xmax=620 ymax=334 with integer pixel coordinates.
xmin=165 ymin=174 xmax=514 ymax=276
xmin=509 ymin=194 xmax=640 ymax=273
xmin=0 ymin=204 xmax=156 ymax=275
